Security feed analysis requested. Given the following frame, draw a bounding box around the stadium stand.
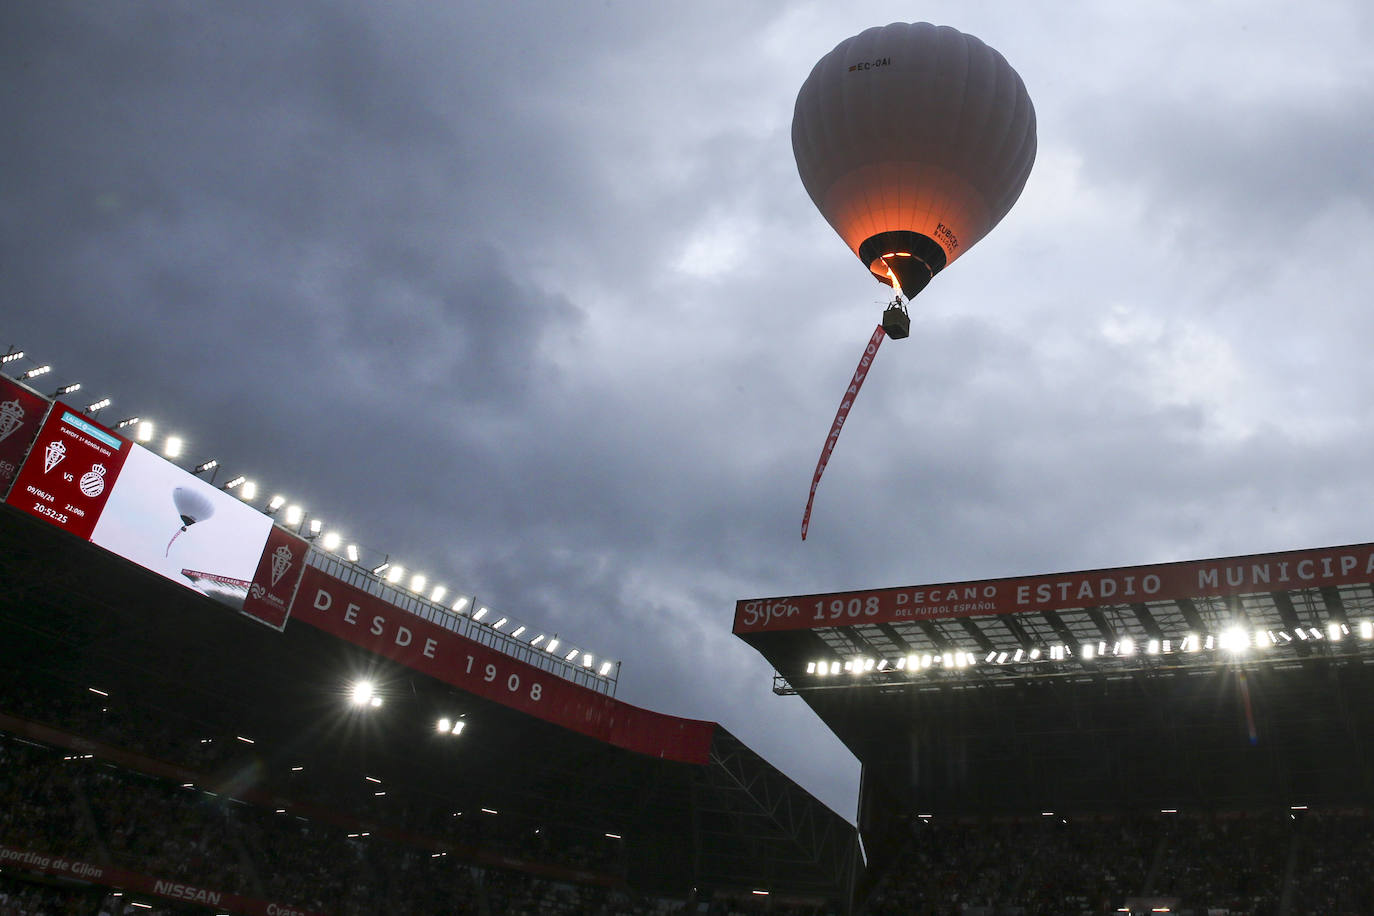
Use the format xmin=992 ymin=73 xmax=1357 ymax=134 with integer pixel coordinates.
xmin=0 ymin=378 xmax=854 ymax=914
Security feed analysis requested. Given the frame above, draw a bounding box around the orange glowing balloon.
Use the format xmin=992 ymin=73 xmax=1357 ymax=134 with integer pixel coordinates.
xmin=792 ymin=22 xmax=1036 ymax=300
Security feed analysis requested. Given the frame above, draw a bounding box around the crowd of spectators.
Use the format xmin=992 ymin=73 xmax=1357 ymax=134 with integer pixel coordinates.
xmin=861 ymin=807 xmax=1374 ymax=915
xmin=0 ymin=724 xmax=826 ymax=915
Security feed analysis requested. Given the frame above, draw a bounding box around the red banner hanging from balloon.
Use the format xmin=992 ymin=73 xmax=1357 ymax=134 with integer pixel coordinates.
xmin=801 ymin=324 xmax=886 ymax=540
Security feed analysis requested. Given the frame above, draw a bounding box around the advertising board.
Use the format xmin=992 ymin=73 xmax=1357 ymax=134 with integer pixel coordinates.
xmin=295 ymin=565 xmax=716 ymax=763
xmin=734 ymin=541 xmax=1374 ymax=634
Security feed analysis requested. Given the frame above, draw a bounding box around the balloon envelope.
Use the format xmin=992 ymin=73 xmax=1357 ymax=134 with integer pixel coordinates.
xmin=792 ymin=22 xmax=1036 ymax=299
xmin=172 ymin=486 xmax=215 ymax=527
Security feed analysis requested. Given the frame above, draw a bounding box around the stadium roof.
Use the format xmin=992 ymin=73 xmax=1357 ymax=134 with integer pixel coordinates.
xmin=734 ymin=542 xmax=1374 ymax=879
xmin=0 ymin=504 xmax=857 ymax=903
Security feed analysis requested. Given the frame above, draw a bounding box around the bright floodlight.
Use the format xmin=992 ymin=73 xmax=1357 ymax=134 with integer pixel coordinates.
xmin=451 ymin=720 xmax=465 ymax=735
xmin=1222 ymin=627 xmax=1248 ymax=652
xmin=511 ymin=625 xmax=526 ymax=638
xmin=565 ymin=647 xmax=579 ymax=661
xmin=437 ymin=718 xmax=451 ymax=733
xmin=431 ymin=585 xmax=447 ymax=603
xmin=193 ymin=459 xmax=218 ymax=473
xmin=309 ymin=518 xmax=323 ymax=535
xmin=54 ymin=382 xmax=81 ymax=396
xmin=268 ymin=494 xmax=286 ymax=510
xmin=545 ymin=638 xmax=559 ymax=653
xmin=136 ymin=420 xmax=155 ymax=442
xmin=386 ymin=565 xmax=405 ymax=584
xmin=582 ymin=653 xmax=594 ymax=668
xmin=345 ymin=544 xmax=360 ymax=562
xmin=1328 ymin=623 xmax=1343 ymax=642
xmin=321 ymin=531 xmax=341 ymax=551
xmin=0 ymin=349 xmax=23 ymax=363
xmin=451 ymin=596 xmax=470 ymax=612
xmin=492 ymin=617 xmax=508 ymax=630
xmin=410 ymin=573 xmax=427 ymax=593
xmin=86 ymin=397 xmax=111 ymax=412
xmin=240 ymin=480 xmax=258 ymax=501
xmin=284 ymin=504 xmax=303 ymax=526
xmin=164 ymin=435 xmax=183 ymax=458
xmin=1362 ymin=621 xmax=1373 ymax=640
xmin=531 ymin=634 xmax=545 ymax=646
xmin=224 ymin=475 xmax=246 ymax=490
xmin=115 ymin=416 xmax=140 ymax=429
xmin=598 ymin=660 xmax=613 ymax=676
xmin=350 ymin=681 xmax=376 ymax=707
xmin=1082 ymin=643 xmax=1096 ymax=661
xmin=472 ymin=606 xmax=488 ymax=621
xmin=20 ymin=364 xmax=51 ymax=380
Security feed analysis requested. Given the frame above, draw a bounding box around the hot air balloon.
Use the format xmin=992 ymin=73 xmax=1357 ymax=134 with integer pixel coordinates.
xmin=795 ymin=22 xmax=1036 ymax=539
xmin=166 ymin=485 xmax=215 ymax=556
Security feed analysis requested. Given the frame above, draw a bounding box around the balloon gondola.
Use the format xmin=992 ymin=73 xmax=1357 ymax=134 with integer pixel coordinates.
xmin=794 ymin=22 xmax=1037 ymax=538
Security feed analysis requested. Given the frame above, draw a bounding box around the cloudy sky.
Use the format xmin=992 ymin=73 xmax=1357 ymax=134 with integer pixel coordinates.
xmin=5 ymin=1 xmax=1374 ymax=819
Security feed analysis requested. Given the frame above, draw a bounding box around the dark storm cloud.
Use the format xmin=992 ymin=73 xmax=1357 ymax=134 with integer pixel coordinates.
xmin=8 ymin=1 xmax=1374 ymax=821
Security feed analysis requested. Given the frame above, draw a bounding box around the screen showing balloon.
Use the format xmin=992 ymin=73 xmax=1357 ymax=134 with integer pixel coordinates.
xmin=88 ymin=444 xmax=275 ymax=610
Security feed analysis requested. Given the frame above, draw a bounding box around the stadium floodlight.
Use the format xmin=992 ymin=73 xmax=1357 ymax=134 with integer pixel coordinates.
xmin=451 ymin=595 xmax=470 ymax=612
xmin=1295 ymin=628 xmax=1309 ymax=641
xmin=451 ymin=720 xmax=465 ymax=735
xmin=582 ymin=653 xmax=594 ymax=668
xmin=193 ymin=459 xmax=218 ymax=474
xmin=115 ymin=416 xmax=140 ymax=429
xmin=53 ymin=382 xmax=81 ymax=396
xmin=431 ymin=585 xmax=447 ymax=604
xmin=493 ymin=617 xmax=508 ymax=630
xmin=1013 ymin=648 xmax=1025 ymax=663
xmin=877 ymin=658 xmax=889 ymax=671
xmin=1277 ymin=630 xmax=1293 ymax=642
xmin=806 ymin=662 xmax=817 ymax=674
xmin=223 ymin=475 xmax=246 ymax=490
xmin=350 ymin=681 xmax=377 ymax=707
xmin=1362 ymin=621 xmax=1374 ymax=640
xmin=996 ymin=652 xmax=1009 ymax=665
xmin=599 ymin=660 xmax=613 ymax=676
xmin=163 ymin=435 xmax=183 ymax=458
xmin=1120 ymin=637 xmax=1136 ymax=657
xmin=941 ymin=653 xmax=953 ymax=668
xmin=863 ymin=657 xmax=876 ymax=671
xmin=321 ymin=531 xmax=341 ymax=552
xmin=284 ymin=504 xmax=303 ymax=527
xmin=1256 ymin=629 xmax=1271 ymax=648
xmin=1147 ymin=640 xmax=1160 ymax=655
xmin=437 ymin=717 xmax=451 ymax=733
xmin=386 ymin=565 xmax=405 ymax=584
xmin=1161 ymin=639 xmax=1171 ymax=653
xmin=345 ymin=543 xmax=360 ymax=563
xmin=85 ymin=397 xmax=111 ymax=413
xmin=309 ymin=518 xmax=323 ymax=536
xmin=545 ymin=637 xmax=559 ymax=653
xmin=410 ymin=573 xmax=427 ymax=593
xmin=985 ymin=651 xmax=997 ymax=664
xmin=268 ymin=494 xmax=287 ymax=512
xmin=831 ymin=661 xmax=841 ymax=674
xmin=88 ymin=687 xmax=108 ymax=697
xmin=240 ymin=480 xmax=258 ymax=501
xmin=1328 ymin=623 xmax=1343 ymax=641
xmin=565 ymin=647 xmax=579 ymax=661
xmin=1029 ymin=647 xmax=1042 ymax=660
xmin=511 ymin=625 xmax=525 ymax=638
xmin=1204 ymin=634 xmax=1216 ymax=650
xmin=605 ymin=832 xmax=622 ymax=840
xmin=1050 ymin=645 xmax=1066 ymax=661
xmin=1082 ymin=643 xmax=1096 ymax=661
xmin=530 ymin=634 xmax=545 ymax=646
xmin=20 ymin=365 xmax=51 ymax=380
xmin=0 ymin=349 xmax=23 ymax=364
xmin=365 ymin=776 xmax=381 ymax=784
xmin=472 ymin=606 xmax=488 ymax=622
xmin=136 ymin=420 xmax=155 ymax=442
xmin=906 ymin=654 xmax=919 ymax=671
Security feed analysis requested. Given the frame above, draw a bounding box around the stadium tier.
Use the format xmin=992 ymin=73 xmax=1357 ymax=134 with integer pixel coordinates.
xmin=735 ymin=546 xmax=1374 ymax=913
xmin=0 ymin=379 xmax=857 ymax=914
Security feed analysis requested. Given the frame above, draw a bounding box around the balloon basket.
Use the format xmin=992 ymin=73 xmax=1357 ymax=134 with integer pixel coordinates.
xmin=881 ymin=302 xmax=910 ymax=340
